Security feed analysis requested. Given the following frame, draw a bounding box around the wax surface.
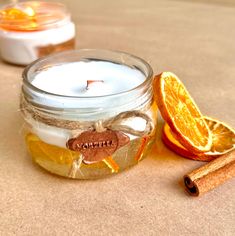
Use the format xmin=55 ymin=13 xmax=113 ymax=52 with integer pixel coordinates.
xmin=32 ymin=61 xmax=145 ymax=96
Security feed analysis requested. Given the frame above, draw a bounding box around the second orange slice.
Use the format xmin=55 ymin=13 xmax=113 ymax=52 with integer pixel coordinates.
xmin=162 ymin=117 xmax=235 ymax=161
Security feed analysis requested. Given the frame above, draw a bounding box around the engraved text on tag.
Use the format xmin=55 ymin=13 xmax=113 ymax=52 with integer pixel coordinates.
xmin=67 ymin=130 xmax=130 ymax=164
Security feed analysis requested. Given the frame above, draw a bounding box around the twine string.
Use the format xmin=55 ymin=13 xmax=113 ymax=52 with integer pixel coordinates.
xmin=21 ymin=96 xmax=154 ymax=137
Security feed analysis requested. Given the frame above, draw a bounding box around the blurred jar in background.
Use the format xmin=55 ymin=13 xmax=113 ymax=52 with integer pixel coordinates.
xmin=0 ymin=1 xmax=75 ymax=65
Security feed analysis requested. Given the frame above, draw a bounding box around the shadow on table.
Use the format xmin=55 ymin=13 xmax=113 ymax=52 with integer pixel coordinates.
xmin=149 ymin=118 xmax=206 ymax=197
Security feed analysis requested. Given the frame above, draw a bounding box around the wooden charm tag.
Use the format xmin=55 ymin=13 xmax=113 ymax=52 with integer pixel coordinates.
xmin=67 ymin=130 xmax=130 ymax=164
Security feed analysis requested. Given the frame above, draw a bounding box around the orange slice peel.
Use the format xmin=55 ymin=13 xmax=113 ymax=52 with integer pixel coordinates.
xmin=162 ymin=117 xmax=235 ymax=161
xmin=154 ymin=72 xmax=212 ymax=154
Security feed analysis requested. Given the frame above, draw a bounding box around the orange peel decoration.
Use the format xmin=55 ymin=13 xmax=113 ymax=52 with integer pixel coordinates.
xmin=162 ymin=117 xmax=235 ymax=161
xmin=0 ymin=6 xmax=37 ymax=31
xmin=153 ymin=72 xmax=212 ymax=155
xmin=103 ymin=156 xmax=120 ymax=173
xmin=135 ymin=136 xmax=149 ymax=162
xmin=0 ymin=7 xmax=35 ymax=20
xmin=0 ymin=2 xmax=67 ymax=31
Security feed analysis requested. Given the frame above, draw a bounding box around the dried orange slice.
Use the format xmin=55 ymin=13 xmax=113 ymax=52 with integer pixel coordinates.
xmin=26 ymin=133 xmax=79 ymax=165
xmin=26 ymin=133 xmax=120 ymax=173
xmin=153 ymin=72 xmax=212 ymax=154
xmin=162 ymin=117 xmax=235 ymax=161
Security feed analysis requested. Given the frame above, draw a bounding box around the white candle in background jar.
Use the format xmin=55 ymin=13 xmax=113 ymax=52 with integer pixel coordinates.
xmin=21 ymin=49 xmax=157 ymax=179
xmin=0 ymin=1 xmax=75 ymax=65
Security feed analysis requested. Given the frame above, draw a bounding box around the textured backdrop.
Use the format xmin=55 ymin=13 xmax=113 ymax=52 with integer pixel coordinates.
xmin=0 ymin=0 xmax=234 ymax=235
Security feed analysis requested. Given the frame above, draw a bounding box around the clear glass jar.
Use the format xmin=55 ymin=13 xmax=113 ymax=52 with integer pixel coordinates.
xmin=21 ymin=49 xmax=157 ymax=179
xmin=0 ymin=1 xmax=75 ymax=65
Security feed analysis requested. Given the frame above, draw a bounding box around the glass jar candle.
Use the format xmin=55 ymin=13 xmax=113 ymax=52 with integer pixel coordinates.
xmin=0 ymin=1 xmax=75 ymax=65
xmin=21 ymin=49 xmax=157 ymax=179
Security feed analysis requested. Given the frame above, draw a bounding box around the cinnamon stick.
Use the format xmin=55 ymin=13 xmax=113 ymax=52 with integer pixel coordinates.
xmin=183 ymin=151 xmax=235 ymax=196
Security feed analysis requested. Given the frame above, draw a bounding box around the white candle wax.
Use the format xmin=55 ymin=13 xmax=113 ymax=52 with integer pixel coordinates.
xmin=32 ymin=61 xmax=145 ymax=97
xmin=29 ymin=60 xmax=148 ymax=112
xmin=26 ymin=60 xmax=149 ymax=148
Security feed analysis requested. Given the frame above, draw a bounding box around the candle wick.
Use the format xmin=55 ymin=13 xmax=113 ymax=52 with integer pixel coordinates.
xmin=86 ymin=80 xmax=104 ymax=90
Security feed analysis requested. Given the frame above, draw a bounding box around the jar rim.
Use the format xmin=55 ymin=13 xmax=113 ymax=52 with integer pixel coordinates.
xmin=22 ymin=48 xmax=153 ymax=101
xmin=0 ymin=1 xmax=70 ymax=32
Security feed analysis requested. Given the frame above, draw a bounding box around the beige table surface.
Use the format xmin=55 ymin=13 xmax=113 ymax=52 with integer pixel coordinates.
xmin=0 ymin=0 xmax=235 ymax=235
